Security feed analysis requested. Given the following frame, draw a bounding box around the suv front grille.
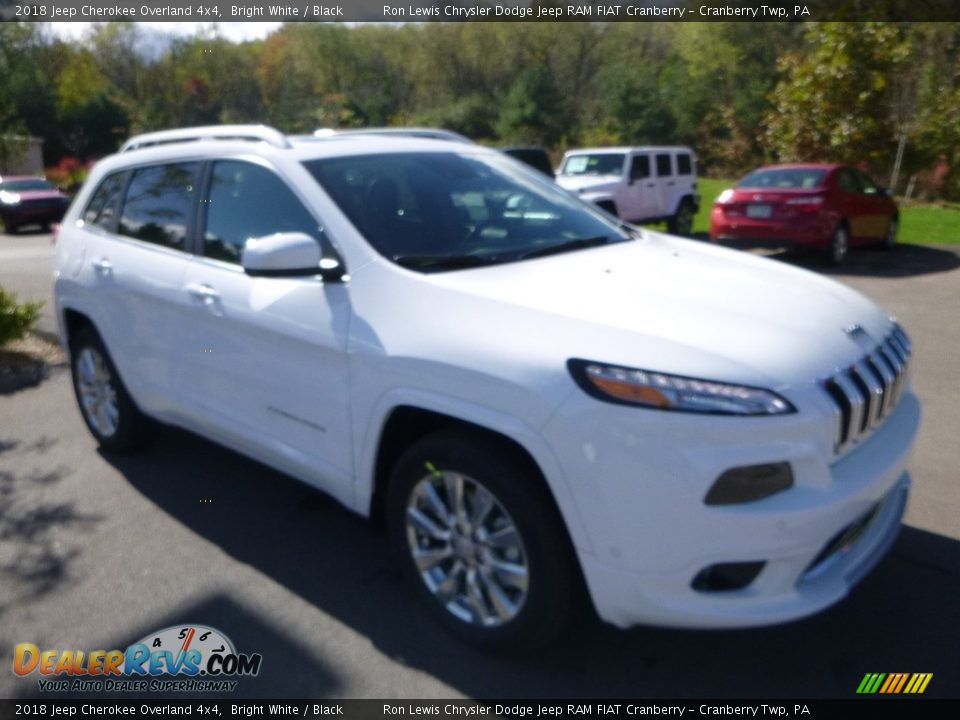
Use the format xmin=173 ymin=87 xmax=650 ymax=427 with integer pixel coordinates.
xmin=822 ymin=326 xmax=912 ymax=454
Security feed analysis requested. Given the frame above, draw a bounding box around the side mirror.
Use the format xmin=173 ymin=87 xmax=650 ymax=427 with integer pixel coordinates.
xmin=241 ymin=232 xmax=345 ymax=281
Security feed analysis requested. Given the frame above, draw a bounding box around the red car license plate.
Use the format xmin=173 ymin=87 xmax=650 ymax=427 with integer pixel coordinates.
xmin=746 ymin=204 xmax=773 ymax=219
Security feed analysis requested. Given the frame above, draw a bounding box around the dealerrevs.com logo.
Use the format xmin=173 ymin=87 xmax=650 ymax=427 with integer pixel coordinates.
xmin=13 ymin=624 xmax=262 ymax=693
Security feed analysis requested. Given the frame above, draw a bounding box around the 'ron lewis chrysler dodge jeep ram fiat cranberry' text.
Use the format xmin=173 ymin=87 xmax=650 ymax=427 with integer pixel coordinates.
xmin=53 ymin=126 xmax=919 ymax=650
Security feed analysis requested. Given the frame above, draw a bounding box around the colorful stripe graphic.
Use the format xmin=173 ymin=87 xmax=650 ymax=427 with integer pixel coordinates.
xmin=856 ymin=672 xmax=933 ymax=694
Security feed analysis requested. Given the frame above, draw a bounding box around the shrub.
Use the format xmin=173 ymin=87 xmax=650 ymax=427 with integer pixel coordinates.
xmin=0 ymin=287 xmax=42 ymax=346
xmin=43 ymin=156 xmax=92 ymax=194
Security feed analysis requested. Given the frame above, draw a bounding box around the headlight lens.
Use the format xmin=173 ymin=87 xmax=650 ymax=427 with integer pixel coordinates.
xmin=568 ymin=359 xmax=794 ymax=415
xmin=0 ymin=191 xmax=21 ymax=205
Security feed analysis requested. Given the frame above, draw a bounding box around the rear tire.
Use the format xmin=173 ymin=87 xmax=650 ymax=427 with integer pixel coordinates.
xmin=825 ymin=224 xmax=849 ymax=265
xmin=668 ymin=199 xmax=695 ymax=236
xmin=387 ymin=429 xmax=581 ymax=652
xmin=70 ymin=328 xmax=151 ymax=451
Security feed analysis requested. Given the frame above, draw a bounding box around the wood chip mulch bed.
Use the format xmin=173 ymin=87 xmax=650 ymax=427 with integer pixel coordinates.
xmin=0 ymin=334 xmax=68 ymax=394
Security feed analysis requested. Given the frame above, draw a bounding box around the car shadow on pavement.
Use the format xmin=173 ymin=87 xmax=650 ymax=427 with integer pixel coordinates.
xmin=0 ymin=436 xmax=98 ymax=617
xmin=761 ymin=244 xmax=960 ymax=278
xmin=100 ymin=427 xmax=960 ymax=698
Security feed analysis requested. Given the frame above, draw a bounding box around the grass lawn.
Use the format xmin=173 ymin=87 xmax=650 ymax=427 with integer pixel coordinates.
xmin=691 ymin=178 xmax=960 ymax=245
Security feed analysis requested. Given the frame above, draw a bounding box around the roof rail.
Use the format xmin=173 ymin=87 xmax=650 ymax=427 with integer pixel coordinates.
xmin=120 ymin=125 xmax=290 ymax=152
xmin=313 ymin=127 xmax=472 ymax=143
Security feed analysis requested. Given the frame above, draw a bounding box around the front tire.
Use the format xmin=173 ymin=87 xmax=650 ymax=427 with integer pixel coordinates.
xmin=883 ymin=217 xmax=898 ymax=248
xmin=70 ymin=328 xmax=150 ymax=451
xmin=387 ymin=430 xmax=581 ymax=652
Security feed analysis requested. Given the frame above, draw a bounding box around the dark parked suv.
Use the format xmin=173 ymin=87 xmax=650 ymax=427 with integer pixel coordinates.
xmin=0 ymin=176 xmax=71 ymax=233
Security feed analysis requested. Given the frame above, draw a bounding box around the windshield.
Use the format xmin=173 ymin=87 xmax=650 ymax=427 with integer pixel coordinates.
xmin=0 ymin=179 xmax=57 ymax=192
xmin=737 ymin=168 xmax=826 ymax=190
xmin=559 ymin=154 xmax=625 ymax=177
xmin=303 ymin=151 xmax=630 ymax=272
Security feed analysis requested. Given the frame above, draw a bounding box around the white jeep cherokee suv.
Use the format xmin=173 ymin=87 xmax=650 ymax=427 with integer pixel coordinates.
xmin=557 ymin=146 xmax=699 ymax=235
xmin=54 ymin=125 xmax=919 ymax=650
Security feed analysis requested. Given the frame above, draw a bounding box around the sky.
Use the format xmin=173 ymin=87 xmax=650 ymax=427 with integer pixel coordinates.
xmin=45 ymin=22 xmax=283 ymax=43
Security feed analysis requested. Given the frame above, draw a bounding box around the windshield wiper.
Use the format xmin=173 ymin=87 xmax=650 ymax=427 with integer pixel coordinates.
xmin=392 ymin=253 xmax=509 ymax=270
xmin=518 ymin=235 xmax=614 ymax=260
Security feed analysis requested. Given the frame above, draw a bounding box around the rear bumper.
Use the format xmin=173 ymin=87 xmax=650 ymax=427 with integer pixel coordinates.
xmin=709 ymin=208 xmax=833 ymax=248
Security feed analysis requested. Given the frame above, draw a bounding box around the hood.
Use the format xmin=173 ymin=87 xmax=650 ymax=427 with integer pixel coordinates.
xmin=555 ymin=175 xmax=621 ymax=194
xmin=426 ymin=233 xmax=892 ymax=389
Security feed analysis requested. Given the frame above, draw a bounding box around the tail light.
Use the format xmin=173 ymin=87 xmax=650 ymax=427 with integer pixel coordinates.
xmin=785 ymin=195 xmax=826 ymax=212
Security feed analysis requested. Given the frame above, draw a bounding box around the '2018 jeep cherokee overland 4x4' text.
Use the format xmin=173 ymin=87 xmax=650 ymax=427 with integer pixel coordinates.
xmin=54 ymin=125 xmax=919 ymax=650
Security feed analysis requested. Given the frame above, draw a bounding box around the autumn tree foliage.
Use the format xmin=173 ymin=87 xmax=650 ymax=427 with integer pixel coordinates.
xmin=2 ymin=21 xmax=958 ymax=198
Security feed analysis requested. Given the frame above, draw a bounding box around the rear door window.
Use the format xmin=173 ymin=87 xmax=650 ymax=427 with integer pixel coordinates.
xmin=676 ymin=154 xmax=692 ymax=176
xmin=655 ymin=154 xmax=672 ymax=177
xmin=118 ymin=163 xmax=200 ymax=251
xmin=837 ymin=169 xmax=863 ymax=194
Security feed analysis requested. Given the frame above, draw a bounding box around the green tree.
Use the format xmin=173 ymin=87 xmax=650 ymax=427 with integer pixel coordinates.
xmin=764 ymin=23 xmax=911 ymax=175
xmin=496 ymin=66 xmax=563 ymax=145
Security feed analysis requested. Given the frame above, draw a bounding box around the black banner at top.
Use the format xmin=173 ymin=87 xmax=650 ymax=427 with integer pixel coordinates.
xmin=2 ymin=0 xmax=960 ymax=23
xmin=0 ymin=699 xmax=958 ymax=720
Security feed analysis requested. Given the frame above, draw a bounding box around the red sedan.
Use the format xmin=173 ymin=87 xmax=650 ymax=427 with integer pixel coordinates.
xmin=709 ymin=163 xmax=898 ymax=264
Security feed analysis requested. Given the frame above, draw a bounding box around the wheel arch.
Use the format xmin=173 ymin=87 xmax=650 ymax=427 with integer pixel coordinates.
xmin=62 ymin=307 xmax=97 ymax=349
xmin=366 ymin=402 xmax=593 ymax=556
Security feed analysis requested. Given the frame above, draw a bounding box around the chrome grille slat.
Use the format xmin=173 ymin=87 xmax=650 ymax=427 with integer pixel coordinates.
xmin=854 ymin=360 xmax=884 ymax=429
xmin=878 ymin=343 xmax=904 ymax=407
xmin=868 ymin=352 xmax=895 ymax=419
xmin=822 ymin=327 xmax=911 ymax=454
xmin=829 ymin=374 xmax=865 ymax=452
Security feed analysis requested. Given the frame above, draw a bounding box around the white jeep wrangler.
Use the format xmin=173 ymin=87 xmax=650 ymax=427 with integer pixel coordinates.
xmin=557 ymin=146 xmax=699 ymax=235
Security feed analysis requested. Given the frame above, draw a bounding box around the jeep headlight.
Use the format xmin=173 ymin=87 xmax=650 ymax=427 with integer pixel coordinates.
xmin=0 ymin=191 xmax=21 ymax=205
xmin=568 ymin=359 xmax=794 ymax=415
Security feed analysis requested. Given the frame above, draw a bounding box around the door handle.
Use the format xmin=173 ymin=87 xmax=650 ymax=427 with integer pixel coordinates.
xmin=91 ymin=258 xmax=112 ymax=275
xmin=646 ymin=183 xmax=655 ymax=188
xmin=186 ymin=283 xmax=220 ymax=305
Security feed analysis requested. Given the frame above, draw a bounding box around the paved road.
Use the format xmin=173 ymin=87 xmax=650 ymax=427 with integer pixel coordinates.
xmin=1 ymin=231 xmax=958 ymax=699
xmin=0 ymin=231 xmax=57 ymax=338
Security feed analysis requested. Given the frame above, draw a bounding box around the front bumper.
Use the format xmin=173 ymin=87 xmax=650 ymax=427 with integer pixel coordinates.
xmin=543 ymin=386 xmax=920 ymax=629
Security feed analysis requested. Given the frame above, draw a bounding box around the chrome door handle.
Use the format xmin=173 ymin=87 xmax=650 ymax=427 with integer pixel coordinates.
xmin=91 ymin=258 xmax=112 ymax=275
xmin=186 ymin=283 xmax=220 ymax=304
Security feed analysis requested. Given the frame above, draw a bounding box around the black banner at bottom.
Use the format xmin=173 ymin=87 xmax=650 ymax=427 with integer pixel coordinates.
xmin=0 ymin=699 xmax=957 ymax=720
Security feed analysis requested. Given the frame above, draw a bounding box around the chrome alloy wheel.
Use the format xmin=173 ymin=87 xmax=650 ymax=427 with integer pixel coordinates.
xmin=405 ymin=469 xmax=530 ymax=627
xmin=76 ymin=347 xmax=119 ymax=438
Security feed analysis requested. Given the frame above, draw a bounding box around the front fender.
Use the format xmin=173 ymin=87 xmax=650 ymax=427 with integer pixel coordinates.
xmin=354 ymin=387 xmax=595 ymax=554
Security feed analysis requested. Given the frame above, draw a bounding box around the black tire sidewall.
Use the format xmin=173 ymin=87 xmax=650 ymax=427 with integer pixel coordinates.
xmin=669 ymin=201 xmax=694 ymax=236
xmin=827 ymin=224 xmax=848 ymax=265
xmin=386 ymin=431 xmax=578 ymax=651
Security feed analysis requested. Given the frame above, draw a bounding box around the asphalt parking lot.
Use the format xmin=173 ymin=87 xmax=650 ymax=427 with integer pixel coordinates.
xmin=1 ymin=231 xmax=958 ymax=699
